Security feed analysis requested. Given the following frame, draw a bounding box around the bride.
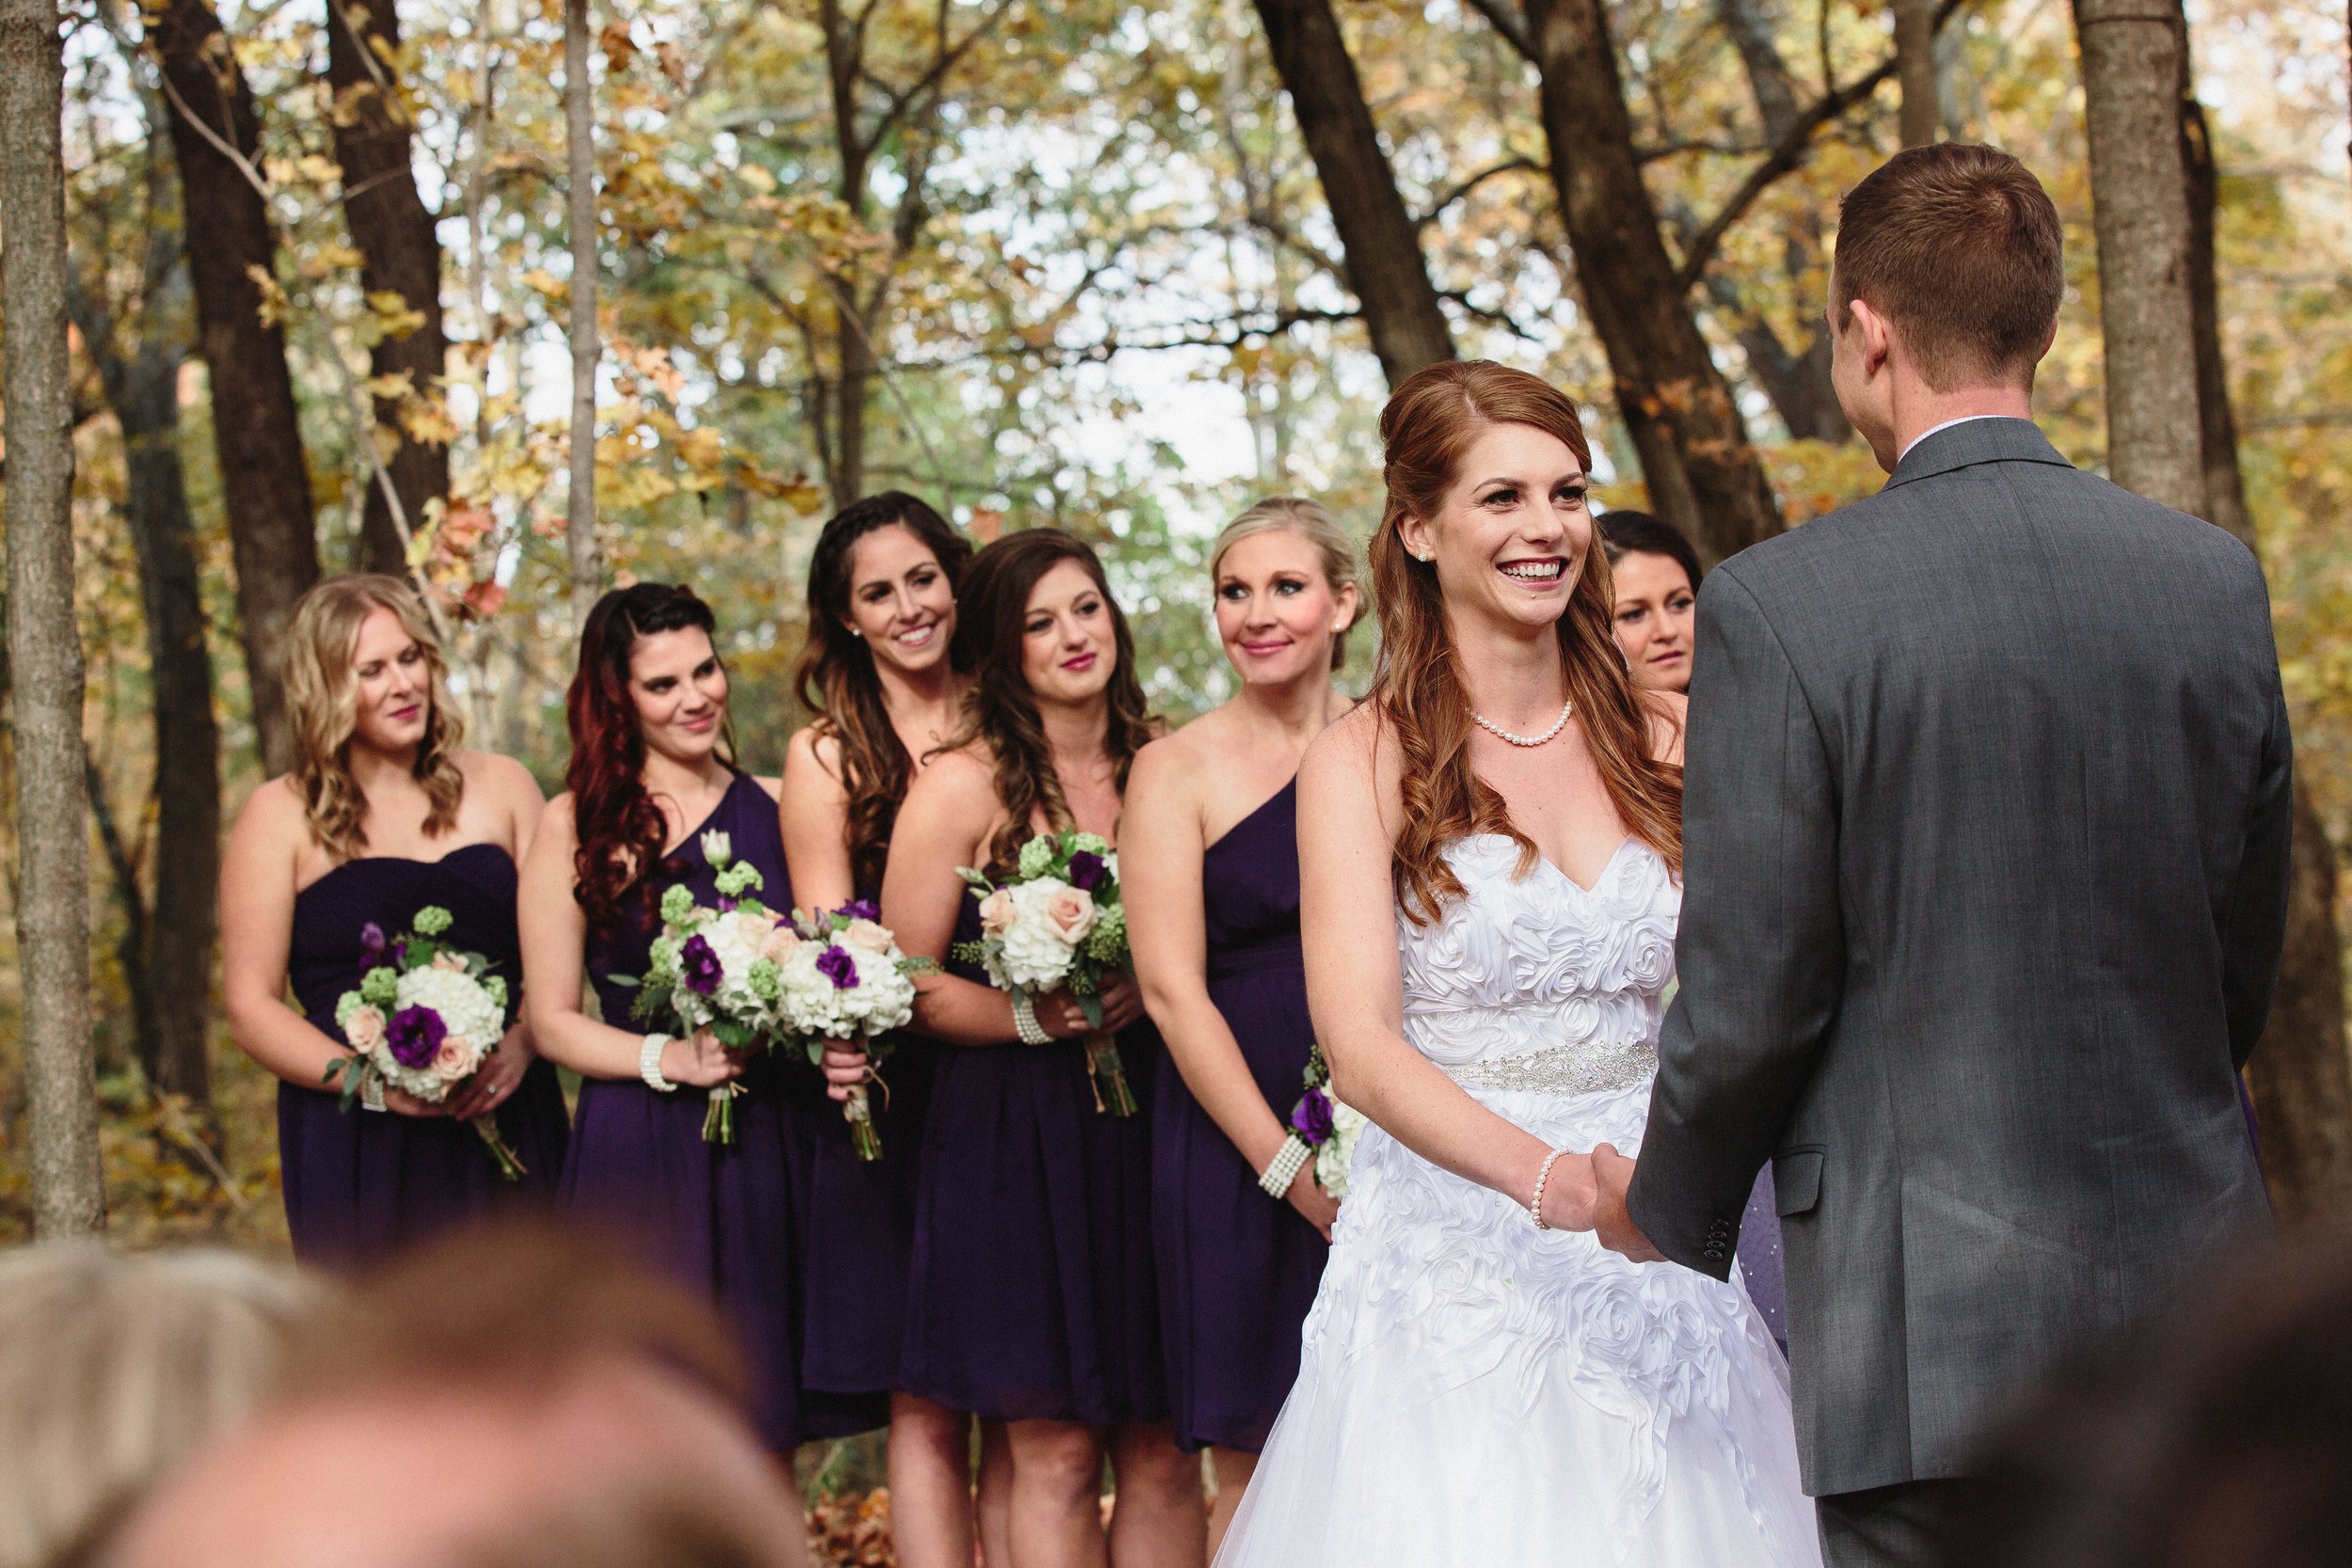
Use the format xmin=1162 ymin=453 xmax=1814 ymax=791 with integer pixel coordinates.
xmin=1216 ymin=362 xmax=1818 ymax=1566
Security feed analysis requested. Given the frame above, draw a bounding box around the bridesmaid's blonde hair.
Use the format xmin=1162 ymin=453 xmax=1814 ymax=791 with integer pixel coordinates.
xmin=1209 ymin=497 xmax=1364 ymax=671
xmin=282 ymin=574 xmax=466 ymax=862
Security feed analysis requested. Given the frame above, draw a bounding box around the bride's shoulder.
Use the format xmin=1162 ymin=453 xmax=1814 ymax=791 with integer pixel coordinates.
xmin=1299 ymin=703 xmax=1404 ymax=829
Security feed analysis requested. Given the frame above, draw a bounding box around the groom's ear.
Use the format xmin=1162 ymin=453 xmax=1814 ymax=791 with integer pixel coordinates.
xmin=1848 ymin=297 xmax=1896 ymax=380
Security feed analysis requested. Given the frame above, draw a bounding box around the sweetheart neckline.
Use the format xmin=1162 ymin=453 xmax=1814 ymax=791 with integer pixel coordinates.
xmin=1455 ymin=832 xmax=1642 ymax=897
xmin=294 ymin=839 xmax=513 ymax=900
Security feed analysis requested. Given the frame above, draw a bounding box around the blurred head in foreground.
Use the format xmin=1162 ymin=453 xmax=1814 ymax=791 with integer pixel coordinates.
xmin=1946 ymin=1227 xmax=2352 ymax=1568
xmin=102 ymin=1221 xmax=807 ymax=1568
xmin=0 ymin=1244 xmax=316 ymax=1568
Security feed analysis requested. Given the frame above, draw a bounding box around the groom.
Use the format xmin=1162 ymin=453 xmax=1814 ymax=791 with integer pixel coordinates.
xmin=1587 ymin=145 xmax=2294 ymax=1566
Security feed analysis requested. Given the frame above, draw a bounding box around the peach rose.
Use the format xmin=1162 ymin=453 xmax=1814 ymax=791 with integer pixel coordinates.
xmin=344 ymin=1006 xmax=386 ymax=1050
xmin=978 ymin=888 xmax=1016 ymax=937
xmin=431 ymin=950 xmax=470 ymax=974
xmin=843 ymin=918 xmax=894 ymax=955
xmin=432 ymin=1033 xmax=480 ymax=1083
xmin=759 ymin=923 xmax=803 ymax=964
xmin=1042 ymin=886 xmax=1096 ymax=943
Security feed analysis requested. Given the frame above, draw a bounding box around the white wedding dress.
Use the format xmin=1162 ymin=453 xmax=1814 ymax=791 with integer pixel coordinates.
xmin=1216 ymin=835 xmax=1820 ymax=1567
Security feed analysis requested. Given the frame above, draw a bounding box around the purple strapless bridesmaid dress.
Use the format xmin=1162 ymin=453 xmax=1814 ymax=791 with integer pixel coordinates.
xmin=898 ymin=892 xmax=1168 ymax=1426
xmin=785 ymin=880 xmax=939 ymax=1399
xmin=560 ymin=771 xmax=886 ymax=1451
xmin=281 ymin=842 xmax=569 ymax=1270
xmin=1152 ymin=779 xmax=1328 ymax=1453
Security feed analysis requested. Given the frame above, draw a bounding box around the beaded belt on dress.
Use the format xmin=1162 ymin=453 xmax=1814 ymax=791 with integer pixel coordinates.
xmin=1439 ymin=1038 xmax=1658 ymax=1096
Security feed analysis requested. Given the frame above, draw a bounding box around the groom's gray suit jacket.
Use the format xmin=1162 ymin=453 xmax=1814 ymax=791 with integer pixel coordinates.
xmin=1626 ymin=418 xmax=2290 ymax=1497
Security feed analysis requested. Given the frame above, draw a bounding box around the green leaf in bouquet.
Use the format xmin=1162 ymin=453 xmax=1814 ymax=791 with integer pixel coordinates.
xmin=606 ymin=973 xmax=641 ymax=989
xmin=955 ymin=866 xmax=995 ymax=892
xmin=1078 ymin=992 xmax=1104 ymax=1030
xmin=711 ymin=1018 xmax=757 ymax=1052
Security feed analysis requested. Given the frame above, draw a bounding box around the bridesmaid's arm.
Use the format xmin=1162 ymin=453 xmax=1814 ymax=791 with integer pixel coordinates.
xmin=517 ymin=795 xmax=739 ymax=1088
xmin=1127 ymin=740 xmax=1335 ymax=1237
xmin=1298 ymin=708 xmax=1597 ymax=1229
xmin=781 ymin=726 xmax=856 ymax=916
xmin=447 ymin=752 xmax=548 ymax=1120
xmin=882 ymin=751 xmax=1099 ymax=1046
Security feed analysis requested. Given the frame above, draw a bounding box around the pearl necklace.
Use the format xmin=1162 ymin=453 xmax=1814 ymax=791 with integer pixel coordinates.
xmin=1468 ymin=698 xmax=1574 ymax=748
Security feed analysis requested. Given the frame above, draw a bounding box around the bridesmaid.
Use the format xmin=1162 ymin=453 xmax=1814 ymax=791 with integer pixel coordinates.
xmin=517 ymin=583 xmax=882 ymax=1494
xmin=1122 ymin=499 xmax=1359 ymax=1552
xmin=779 ymin=492 xmax=1012 ymax=1568
xmin=221 ymin=574 xmax=566 ymax=1269
xmin=1598 ymin=509 xmax=1788 ymax=1351
xmin=883 ymin=530 xmax=1203 ymax=1568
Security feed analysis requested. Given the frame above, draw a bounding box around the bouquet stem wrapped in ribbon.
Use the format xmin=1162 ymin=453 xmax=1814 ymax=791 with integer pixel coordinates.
xmin=327 ymin=906 xmax=527 ymax=1180
xmin=609 ymin=832 xmax=796 ymax=1148
xmin=954 ymin=831 xmax=1136 ymax=1117
xmin=772 ymin=900 xmax=933 ymax=1161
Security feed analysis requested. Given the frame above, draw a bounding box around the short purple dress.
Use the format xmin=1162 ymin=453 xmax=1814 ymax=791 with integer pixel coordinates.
xmin=1152 ymin=779 xmax=1328 ymax=1453
xmin=560 ymin=771 xmax=887 ymax=1450
xmin=787 ymin=880 xmax=939 ymax=1399
xmin=898 ymin=894 xmax=1168 ymax=1426
xmin=281 ymin=843 xmax=569 ymax=1270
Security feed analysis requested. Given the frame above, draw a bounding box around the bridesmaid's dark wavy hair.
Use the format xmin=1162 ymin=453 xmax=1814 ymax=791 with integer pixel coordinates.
xmin=943 ymin=530 xmax=1154 ymax=878
xmin=794 ymin=492 xmax=973 ymax=893
xmin=566 ymin=583 xmax=733 ymax=934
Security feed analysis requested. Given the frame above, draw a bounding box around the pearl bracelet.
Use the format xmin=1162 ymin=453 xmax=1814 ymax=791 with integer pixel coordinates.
xmin=639 ymin=1033 xmax=677 ymax=1093
xmin=1010 ymin=992 xmax=1053 ymax=1048
xmin=1529 ymin=1148 xmax=1567 ymax=1230
xmin=1258 ymin=1134 xmax=1311 ymax=1199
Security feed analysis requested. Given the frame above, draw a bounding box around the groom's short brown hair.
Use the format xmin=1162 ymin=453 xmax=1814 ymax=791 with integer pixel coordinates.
xmin=1832 ymin=143 xmax=2064 ymax=391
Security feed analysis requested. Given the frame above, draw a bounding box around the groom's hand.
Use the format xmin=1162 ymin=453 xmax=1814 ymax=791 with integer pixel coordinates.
xmin=1590 ymin=1145 xmax=1666 ymax=1263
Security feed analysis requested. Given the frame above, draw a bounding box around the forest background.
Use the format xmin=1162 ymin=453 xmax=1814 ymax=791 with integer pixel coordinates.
xmin=0 ymin=0 xmax=2344 ymax=1319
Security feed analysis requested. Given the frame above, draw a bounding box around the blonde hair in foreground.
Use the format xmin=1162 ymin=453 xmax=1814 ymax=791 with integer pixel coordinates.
xmin=282 ymin=573 xmax=468 ymax=862
xmin=0 ymin=1243 xmax=318 ymax=1568
xmin=1210 ymin=497 xmax=1365 ymax=671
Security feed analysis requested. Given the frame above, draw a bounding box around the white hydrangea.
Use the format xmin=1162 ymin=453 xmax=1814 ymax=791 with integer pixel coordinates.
xmin=776 ymin=941 xmax=918 ymax=1040
xmin=375 ymin=963 xmax=506 ymax=1098
xmin=673 ymin=911 xmax=775 ymax=1033
xmin=1317 ymin=1100 xmax=1370 ymax=1199
xmin=992 ymin=878 xmax=1084 ymax=990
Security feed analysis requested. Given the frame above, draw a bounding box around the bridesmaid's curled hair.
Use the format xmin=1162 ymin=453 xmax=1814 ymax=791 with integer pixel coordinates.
xmin=281 ymin=574 xmax=467 ymax=863
xmin=794 ymin=491 xmax=973 ymax=893
xmin=1369 ymin=361 xmax=1682 ymax=922
xmin=944 ymin=529 xmax=1154 ymax=878
xmin=566 ymin=583 xmax=726 ymax=934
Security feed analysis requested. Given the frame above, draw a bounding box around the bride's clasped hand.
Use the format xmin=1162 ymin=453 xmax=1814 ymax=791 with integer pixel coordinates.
xmin=1537 ymin=1142 xmax=1668 ymax=1264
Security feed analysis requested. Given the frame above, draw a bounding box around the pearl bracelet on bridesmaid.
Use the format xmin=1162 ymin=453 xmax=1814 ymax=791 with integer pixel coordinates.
xmin=1529 ymin=1148 xmax=1567 ymax=1229
xmin=1011 ymin=992 xmax=1053 ymax=1048
xmin=640 ymin=1033 xmax=677 ymax=1093
xmin=1259 ymin=1134 xmax=1311 ymax=1198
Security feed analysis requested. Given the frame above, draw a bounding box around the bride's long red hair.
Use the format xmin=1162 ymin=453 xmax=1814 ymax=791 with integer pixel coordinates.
xmin=1370 ymin=361 xmax=1682 ymax=924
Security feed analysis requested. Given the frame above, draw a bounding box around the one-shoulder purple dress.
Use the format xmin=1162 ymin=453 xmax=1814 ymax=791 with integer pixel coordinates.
xmin=561 ymin=772 xmax=887 ymax=1451
xmin=787 ymin=880 xmax=939 ymax=1400
xmin=281 ymin=843 xmax=569 ymax=1270
xmin=898 ymin=894 xmax=1168 ymax=1426
xmin=1152 ymin=780 xmax=1328 ymax=1453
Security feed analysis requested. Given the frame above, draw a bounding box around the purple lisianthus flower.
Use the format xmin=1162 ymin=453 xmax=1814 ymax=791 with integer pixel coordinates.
xmin=1290 ymin=1086 xmax=1335 ymax=1146
xmin=839 ymin=898 xmax=881 ymax=922
xmin=1067 ymin=851 xmax=1106 ymax=892
xmin=386 ymin=1005 xmax=447 ymax=1069
xmin=680 ymin=933 xmax=724 ymax=995
xmin=358 ymin=922 xmax=388 ymax=965
xmin=816 ymin=944 xmax=859 ymax=990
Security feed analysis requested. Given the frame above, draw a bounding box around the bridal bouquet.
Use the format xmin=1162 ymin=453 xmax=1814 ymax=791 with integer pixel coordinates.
xmin=773 ymin=900 xmax=932 ymax=1161
xmin=614 ymin=830 xmax=791 ymax=1147
xmin=327 ymin=906 xmax=528 ymax=1180
xmin=1289 ymin=1040 xmax=1368 ymax=1199
xmin=953 ymin=830 xmax=1136 ymax=1117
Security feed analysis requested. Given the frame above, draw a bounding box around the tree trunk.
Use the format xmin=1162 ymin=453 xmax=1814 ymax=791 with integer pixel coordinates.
xmin=77 ymin=281 xmax=220 ymax=1105
xmin=149 ymin=0 xmax=319 ymax=773
xmin=562 ymin=0 xmax=601 ymax=629
xmin=1251 ymin=0 xmax=1455 ymax=388
xmin=324 ymin=0 xmax=451 ymax=575
xmin=1 ymin=0 xmax=105 ymax=1235
xmin=1892 ymin=0 xmax=1941 ymax=147
xmin=1522 ymin=0 xmax=1783 ymax=565
xmin=2175 ymin=58 xmax=2352 ymax=1216
xmin=2072 ymin=0 xmax=2203 ymax=515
